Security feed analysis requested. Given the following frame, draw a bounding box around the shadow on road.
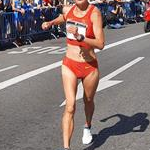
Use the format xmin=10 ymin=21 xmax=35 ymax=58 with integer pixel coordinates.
xmin=84 ymin=112 xmax=149 ymax=150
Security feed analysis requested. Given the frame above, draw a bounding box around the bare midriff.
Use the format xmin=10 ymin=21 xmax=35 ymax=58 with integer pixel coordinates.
xmin=66 ymin=44 xmax=97 ymax=62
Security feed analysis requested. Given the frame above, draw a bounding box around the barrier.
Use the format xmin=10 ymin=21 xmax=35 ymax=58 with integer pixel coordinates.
xmin=0 ymin=6 xmax=66 ymax=47
xmin=0 ymin=3 xmax=145 ymax=48
xmin=0 ymin=12 xmax=17 ymax=44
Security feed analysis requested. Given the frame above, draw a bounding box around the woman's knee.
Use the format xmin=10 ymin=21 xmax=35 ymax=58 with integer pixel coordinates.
xmin=65 ymin=104 xmax=76 ymax=114
xmin=84 ymin=96 xmax=94 ymax=103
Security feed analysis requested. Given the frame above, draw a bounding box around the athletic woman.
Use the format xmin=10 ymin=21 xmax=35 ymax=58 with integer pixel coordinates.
xmin=42 ymin=0 xmax=105 ymax=149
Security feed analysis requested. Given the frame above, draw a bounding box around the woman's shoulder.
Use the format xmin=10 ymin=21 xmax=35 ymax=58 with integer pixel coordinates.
xmin=90 ymin=5 xmax=102 ymax=22
xmin=90 ymin=4 xmax=101 ymax=16
xmin=90 ymin=4 xmax=100 ymax=12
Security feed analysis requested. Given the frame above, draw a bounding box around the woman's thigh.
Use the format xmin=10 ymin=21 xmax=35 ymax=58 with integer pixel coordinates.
xmin=82 ymin=69 xmax=100 ymax=100
xmin=62 ymin=65 xmax=78 ymax=106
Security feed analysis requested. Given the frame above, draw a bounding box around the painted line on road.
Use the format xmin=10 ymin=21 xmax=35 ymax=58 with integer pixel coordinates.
xmin=27 ymin=47 xmax=53 ymax=54
xmin=8 ymin=47 xmax=41 ymax=54
xmin=0 ymin=65 xmax=19 ymax=73
xmin=38 ymin=49 xmax=56 ymax=54
xmin=60 ymin=57 xmax=145 ymax=107
xmin=48 ymin=47 xmax=66 ymax=54
xmin=37 ymin=46 xmax=62 ymax=54
xmin=100 ymin=57 xmax=144 ymax=81
xmin=95 ymin=32 xmax=150 ymax=52
xmin=0 ymin=33 xmax=149 ymax=90
xmin=0 ymin=61 xmax=61 ymax=90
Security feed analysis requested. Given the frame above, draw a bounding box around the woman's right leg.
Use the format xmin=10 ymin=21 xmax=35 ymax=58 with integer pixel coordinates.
xmin=61 ymin=65 xmax=78 ymax=149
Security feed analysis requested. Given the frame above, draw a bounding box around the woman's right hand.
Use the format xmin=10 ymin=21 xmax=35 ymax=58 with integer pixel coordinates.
xmin=42 ymin=22 xmax=52 ymax=30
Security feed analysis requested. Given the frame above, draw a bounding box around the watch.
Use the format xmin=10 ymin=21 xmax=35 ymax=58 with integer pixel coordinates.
xmin=76 ymin=34 xmax=85 ymax=42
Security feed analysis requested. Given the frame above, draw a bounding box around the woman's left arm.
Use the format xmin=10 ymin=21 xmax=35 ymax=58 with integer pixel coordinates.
xmin=84 ymin=7 xmax=105 ymax=50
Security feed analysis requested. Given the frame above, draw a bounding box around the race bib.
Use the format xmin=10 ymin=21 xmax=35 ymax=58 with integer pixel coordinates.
xmin=66 ymin=21 xmax=87 ymax=40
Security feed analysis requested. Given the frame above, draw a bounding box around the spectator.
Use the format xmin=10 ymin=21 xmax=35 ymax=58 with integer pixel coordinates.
xmin=22 ymin=0 xmax=33 ymax=10
xmin=0 ymin=0 xmax=4 ymax=40
xmin=22 ymin=0 xmax=35 ymax=34
xmin=123 ymin=0 xmax=133 ymax=20
xmin=12 ymin=0 xmax=25 ymax=16
xmin=34 ymin=0 xmax=42 ymax=8
xmin=135 ymin=0 xmax=145 ymax=19
xmin=107 ymin=0 xmax=124 ymax=28
xmin=3 ymin=0 xmax=12 ymax=12
xmin=42 ymin=0 xmax=52 ymax=7
xmin=1 ymin=0 xmax=15 ymax=40
xmin=47 ymin=0 xmax=63 ymax=37
xmin=0 ymin=0 xmax=4 ymax=11
xmin=32 ymin=0 xmax=45 ymax=32
xmin=141 ymin=0 xmax=146 ymax=14
xmin=12 ymin=0 xmax=25 ymax=45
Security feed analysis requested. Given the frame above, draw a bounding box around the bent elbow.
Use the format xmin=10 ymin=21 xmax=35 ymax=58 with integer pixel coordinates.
xmin=98 ymin=42 xmax=105 ymax=50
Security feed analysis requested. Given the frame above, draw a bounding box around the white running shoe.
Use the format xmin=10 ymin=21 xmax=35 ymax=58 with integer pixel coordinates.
xmin=82 ymin=127 xmax=93 ymax=145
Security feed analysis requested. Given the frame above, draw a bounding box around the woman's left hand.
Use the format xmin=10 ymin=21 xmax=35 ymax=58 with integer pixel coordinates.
xmin=66 ymin=26 xmax=79 ymax=38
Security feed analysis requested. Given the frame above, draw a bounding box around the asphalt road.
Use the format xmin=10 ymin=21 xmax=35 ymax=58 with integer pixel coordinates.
xmin=0 ymin=22 xmax=150 ymax=150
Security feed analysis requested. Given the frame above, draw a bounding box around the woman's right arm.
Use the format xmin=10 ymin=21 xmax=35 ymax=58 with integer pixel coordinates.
xmin=42 ymin=5 xmax=71 ymax=30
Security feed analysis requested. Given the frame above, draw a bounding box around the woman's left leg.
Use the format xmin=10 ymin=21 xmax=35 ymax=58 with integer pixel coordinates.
xmin=82 ymin=69 xmax=100 ymax=144
xmin=82 ymin=69 xmax=100 ymax=127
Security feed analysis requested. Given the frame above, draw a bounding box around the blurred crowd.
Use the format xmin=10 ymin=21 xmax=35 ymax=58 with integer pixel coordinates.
xmin=0 ymin=0 xmax=150 ymax=47
xmin=0 ymin=0 xmax=64 ymax=46
xmin=91 ymin=0 xmax=150 ymax=28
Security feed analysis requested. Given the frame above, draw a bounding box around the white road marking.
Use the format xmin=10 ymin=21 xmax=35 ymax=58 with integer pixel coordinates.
xmin=38 ymin=47 xmax=60 ymax=54
xmin=100 ymin=57 xmax=144 ymax=81
xmin=1 ymin=33 xmax=149 ymax=91
xmin=48 ymin=47 xmax=66 ymax=54
xmin=95 ymin=32 xmax=150 ymax=53
xmin=0 ymin=61 xmax=62 ymax=90
xmin=27 ymin=47 xmax=55 ymax=54
xmin=59 ymin=57 xmax=144 ymax=107
xmin=0 ymin=65 xmax=19 ymax=73
xmin=8 ymin=47 xmax=41 ymax=54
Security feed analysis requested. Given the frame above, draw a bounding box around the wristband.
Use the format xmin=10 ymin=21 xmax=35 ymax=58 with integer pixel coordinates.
xmin=76 ymin=34 xmax=85 ymax=42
